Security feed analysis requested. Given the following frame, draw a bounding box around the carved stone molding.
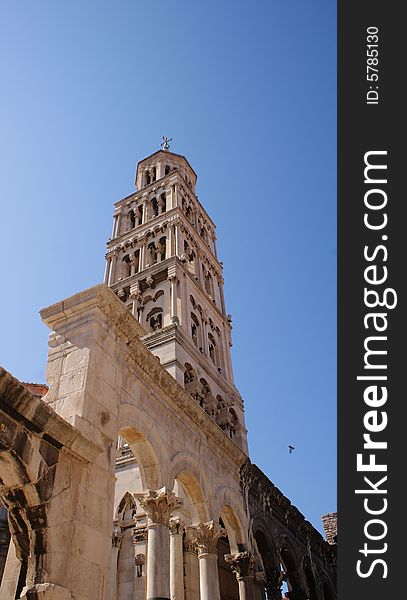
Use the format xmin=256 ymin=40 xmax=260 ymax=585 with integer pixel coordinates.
xmin=135 ymin=487 xmax=183 ymax=526
xmin=41 ymin=285 xmax=246 ymax=467
xmin=112 ymin=525 xmax=123 ymax=549
xmin=188 ymin=520 xmax=226 ymax=556
xmin=132 ymin=525 xmax=148 ymax=544
xmin=145 ymin=275 xmax=155 ymax=288
xmin=224 ymin=551 xmax=255 ymax=580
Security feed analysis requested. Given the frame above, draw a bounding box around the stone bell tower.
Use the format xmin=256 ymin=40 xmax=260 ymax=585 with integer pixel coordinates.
xmin=104 ymin=140 xmax=247 ymax=452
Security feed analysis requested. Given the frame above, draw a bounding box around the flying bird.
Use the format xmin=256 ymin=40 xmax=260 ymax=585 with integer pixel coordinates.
xmin=288 ymin=445 xmax=295 ymax=454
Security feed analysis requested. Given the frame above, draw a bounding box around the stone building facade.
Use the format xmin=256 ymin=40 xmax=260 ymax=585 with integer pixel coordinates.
xmin=0 ymin=147 xmax=336 ymax=600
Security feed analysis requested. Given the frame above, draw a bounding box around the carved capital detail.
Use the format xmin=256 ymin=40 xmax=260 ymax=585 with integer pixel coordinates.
xmin=224 ymin=551 xmax=255 ymax=580
xmin=135 ymin=487 xmax=183 ymax=526
xmin=169 ymin=517 xmax=185 ymax=536
xmin=188 ymin=520 xmax=226 ymax=556
xmin=112 ymin=525 xmax=123 ymax=548
xmin=145 ymin=275 xmax=155 ymax=288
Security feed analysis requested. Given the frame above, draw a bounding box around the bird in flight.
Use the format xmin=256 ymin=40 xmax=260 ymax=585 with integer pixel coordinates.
xmin=288 ymin=445 xmax=295 ymax=454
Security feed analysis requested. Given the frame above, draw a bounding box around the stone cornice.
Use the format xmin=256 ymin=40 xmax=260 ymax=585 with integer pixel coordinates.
xmin=0 ymin=367 xmax=103 ymax=464
xmin=111 ymin=170 xmax=216 ymax=235
xmin=113 ymin=171 xmax=179 ymax=208
xmin=40 ymin=285 xmax=247 ymax=468
xmin=110 ymin=257 xmax=175 ymax=291
xmin=107 ymin=208 xmax=179 ymax=249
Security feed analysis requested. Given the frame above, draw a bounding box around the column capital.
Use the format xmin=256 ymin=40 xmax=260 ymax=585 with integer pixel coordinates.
xmin=188 ymin=520 xmax=226 ymax=556
xmin=135 ymin=486 xmax=183 ymax=526
xmin=224 ymin=551 xmax=255 ymax=580
xmin=169 ymin=517 xmax=185 ymax=536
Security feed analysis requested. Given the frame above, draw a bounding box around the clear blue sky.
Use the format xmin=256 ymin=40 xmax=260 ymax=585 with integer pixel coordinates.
xmin=0 ymin=1 xmax=336 ymax=533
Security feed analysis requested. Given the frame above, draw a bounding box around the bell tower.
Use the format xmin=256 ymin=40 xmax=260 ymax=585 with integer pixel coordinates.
xmin=105 ymin=141 xmax=247 ymax=452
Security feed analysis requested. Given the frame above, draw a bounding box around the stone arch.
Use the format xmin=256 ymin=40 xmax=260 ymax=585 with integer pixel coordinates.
xmin=118 ymin=403 xmax=172 ymax=490
xmin=279 ymin=539 xmax=302 ymax=597
xmin=301 ymin=556 xmax=319 ymax=600
xmin=252 ymin=525 xmax=281 ymax=598
xmin=0 ymin=429 xmax=62 ymax=598
xmin=217 ymin=522 xmax=239 ymax=600
xmin=215 ymin=487 xmax=247 ymax=553
xmin=116 ymin=491 xmax=136 ymax=520
xmin=170 ymin=453 xmax=210 ymax=523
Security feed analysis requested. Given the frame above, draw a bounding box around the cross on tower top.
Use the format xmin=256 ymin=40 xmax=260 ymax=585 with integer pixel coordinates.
xmin=160 ymin=136 xmax=172 ymax=151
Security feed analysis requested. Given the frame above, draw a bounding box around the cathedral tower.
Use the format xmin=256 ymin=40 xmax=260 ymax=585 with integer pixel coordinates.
xmin=104 ymin=142 xmax=247 ymax=452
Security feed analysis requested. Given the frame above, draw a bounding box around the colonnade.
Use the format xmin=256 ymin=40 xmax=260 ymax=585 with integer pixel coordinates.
xmin=113 ymin=487 xmax=255 ymax=600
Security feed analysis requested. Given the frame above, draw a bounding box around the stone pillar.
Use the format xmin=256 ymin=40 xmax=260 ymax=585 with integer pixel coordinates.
xmin=212 ymin=235 xmax=218 ymax=258
xmin=165 ymin=188 xmax=172 ymax=211
xmin=109 ymin=525 xmax=123 ymax=600
xmin=183 ymin=529 xmax=200 ymax=600
xmin=166 ymin=227 xmax=173 ymax=259
xmin=188 ymin=521 xmax=225 ymax=600
xmin=108 ymin=252 xmax=117 ymax=285
xmin=115 ymin=214 xmax=122 ymax=237
xmin=218 ymin=278 xmax=226 ymax=315
xmin=169 ymin=519 xmax=184 ymax=600
xmin=104 ymin=256 xmax=111 ymax=284
xmin=225 ymin=551 xmax=255 ymax=600
xmin=130 ymin=282 xmax=141 ymax=319
xmin=201 ymin=317 xmax=208 ymax=355
xmin=111 ymin=215 xmax=117 ymax=239
xmin=175 ymin=225 xmax=180 ymax=257
xmin=135 ymin=487 xmax=182 ymax=600
xmin=140 ymin=237 xmax=147 ymax=271
xmin=168 ymin=267 xmax=179 ymax=324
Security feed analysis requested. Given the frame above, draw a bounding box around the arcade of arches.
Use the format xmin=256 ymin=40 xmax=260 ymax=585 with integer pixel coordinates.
xmin=0 ymin=148 xmax=336 ymax=600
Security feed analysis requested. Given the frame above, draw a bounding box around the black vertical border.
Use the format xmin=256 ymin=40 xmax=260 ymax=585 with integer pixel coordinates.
xmin=338 ymin=1 xmax=405 ymax=597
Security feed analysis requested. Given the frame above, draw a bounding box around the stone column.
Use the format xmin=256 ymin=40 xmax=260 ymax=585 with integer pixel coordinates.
xmin=165 ymin=188 xmax=172 ymax=211
xmin=212 ymin=235 xmax=218 ymax=258
xmin=168 ymin=267 xmax=179 ymax=324
xmin=183 ymin=528 xmax=200 ymax=600
xmin=111 ymin=215 xmax=117 ymax=238
xmin=225 ymin=551 xmax=255 ymax=600
xmin=169 ymin=518 xmax=185 ymax=600
xmin=108 ymin=252 xmax=117 ymax=285
xmin=189 ymin=521 xmax=225 ymax=600
xmin=166 ymin=226 xmax=173 ymax=259
xmin=104 ymin=256 xmax=111 ymax=284
xmin=139 ymin=237 xmax=147 ymax=271
xmin=135 ymin=487 xmax=182 ymax=600
xmin=175 ymin=225 xmax=180 ymax=257
xmin=109 ymin=525 xmax=123 ymax=600
xmin=218 ymin=277 xmax=226 ymax=315
xmin=130 ymin=282 xmax=141 ymax=319
xmin=201 ymin=316 xmax=208 ymax=355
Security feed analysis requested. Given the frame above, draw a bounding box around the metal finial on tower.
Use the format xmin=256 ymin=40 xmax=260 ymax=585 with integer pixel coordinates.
xmin=160 ymin=136 xmax=172 ymax=151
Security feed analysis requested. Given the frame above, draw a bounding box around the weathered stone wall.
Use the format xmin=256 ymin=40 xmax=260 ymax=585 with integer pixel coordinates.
xmin=0 ymin=367 xmax=103 ymax=600
xmin=1 ymin=283 xmax=250 ymax=599
xmin=241 ymin=461 xmax=337 ymax=600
